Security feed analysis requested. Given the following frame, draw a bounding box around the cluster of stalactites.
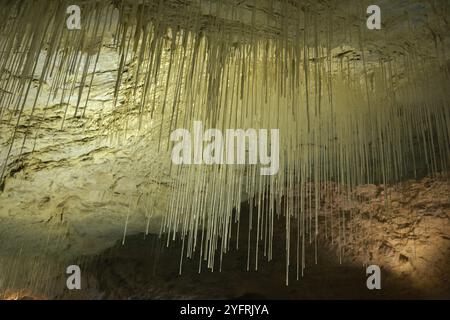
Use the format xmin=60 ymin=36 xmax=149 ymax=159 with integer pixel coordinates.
xmin=0 ymin=0 xmax=449 ymax=284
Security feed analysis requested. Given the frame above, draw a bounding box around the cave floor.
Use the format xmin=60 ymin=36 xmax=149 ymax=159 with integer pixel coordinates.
xmin=3 ymin=176 xmax=449 ymax=300
xmin=55 ymin=231 xmax=438 ymax=300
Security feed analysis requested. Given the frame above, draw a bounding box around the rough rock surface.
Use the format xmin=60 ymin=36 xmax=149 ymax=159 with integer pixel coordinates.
xmin=0 ymin=0 xmax=448 ymax=300
xmin=0 ymin=46 xmax=175 ymax=259
xmin=339 ymin=174 xmax=450 ymax=297
xmin=3 ymin=175 xmax=446 ymax=300
xmin=0 ymin=45 xmax=176 ymax=295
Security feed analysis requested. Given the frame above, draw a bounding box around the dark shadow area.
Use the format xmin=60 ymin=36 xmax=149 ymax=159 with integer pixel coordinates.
xmin=58 ymin=201 xmax=432 ymax=300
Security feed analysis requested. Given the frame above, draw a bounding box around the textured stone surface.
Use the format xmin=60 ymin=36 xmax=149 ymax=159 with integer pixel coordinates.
xmin=332 ymin=174 xmax=450 ymax=297
xmin=0 ymin=0 xmax=448 ymax=299
xmin=2 ymin=175 xmax=448 ymax=299
xmin=0 ymin=46 xmax=174 ymax=261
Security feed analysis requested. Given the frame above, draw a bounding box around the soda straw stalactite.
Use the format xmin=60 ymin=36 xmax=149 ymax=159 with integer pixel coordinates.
xmin=0 ymin=0 xmax=449 ymax=287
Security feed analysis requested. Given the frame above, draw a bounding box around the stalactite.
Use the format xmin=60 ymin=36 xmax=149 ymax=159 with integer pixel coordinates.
xmin=0 ymin=0 xmax=449 ymax=286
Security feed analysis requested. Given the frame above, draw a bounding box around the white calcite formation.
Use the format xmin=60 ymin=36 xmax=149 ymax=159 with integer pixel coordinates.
xmin=0 ymin=0 xmax=449 ymax=296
